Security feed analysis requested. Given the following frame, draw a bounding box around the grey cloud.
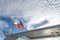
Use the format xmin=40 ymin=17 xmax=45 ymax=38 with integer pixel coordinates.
xmin=0 ymin=0 xmax=60 ymax=23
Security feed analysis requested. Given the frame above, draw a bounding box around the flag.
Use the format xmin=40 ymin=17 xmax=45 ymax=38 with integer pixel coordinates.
xmin=14 ymin=18 xmax=24 ymax=28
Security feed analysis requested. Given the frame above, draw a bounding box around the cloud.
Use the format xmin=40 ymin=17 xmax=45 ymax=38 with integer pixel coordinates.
xmin=0 ymin=0 xmax=60 ymax=21
xmin=31 ymin=20 xmax=48 ymax=28
xmin=0 ymin=0 xmax=60 ymax=18
xmin=16 ymin=37 xmax=30 ymax=40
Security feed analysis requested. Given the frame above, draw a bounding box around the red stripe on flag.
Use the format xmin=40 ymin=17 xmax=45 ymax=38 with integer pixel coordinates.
xmin=14 ymin=24 xmax=24 ymax=28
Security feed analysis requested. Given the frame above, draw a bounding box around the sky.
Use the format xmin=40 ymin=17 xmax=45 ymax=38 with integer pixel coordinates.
xmin=0 ymin=0 xmax=60 ymax=40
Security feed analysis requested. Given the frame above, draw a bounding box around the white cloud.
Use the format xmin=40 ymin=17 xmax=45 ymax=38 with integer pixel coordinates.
xmin=0 ymin=0 xmax=60 ymax=17
xmin=16 ymin=37 xmax=30 ymax=40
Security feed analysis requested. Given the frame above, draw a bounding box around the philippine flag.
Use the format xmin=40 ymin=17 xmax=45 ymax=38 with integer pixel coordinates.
xmin=14 ymin=18 xmax=24 ymax=28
